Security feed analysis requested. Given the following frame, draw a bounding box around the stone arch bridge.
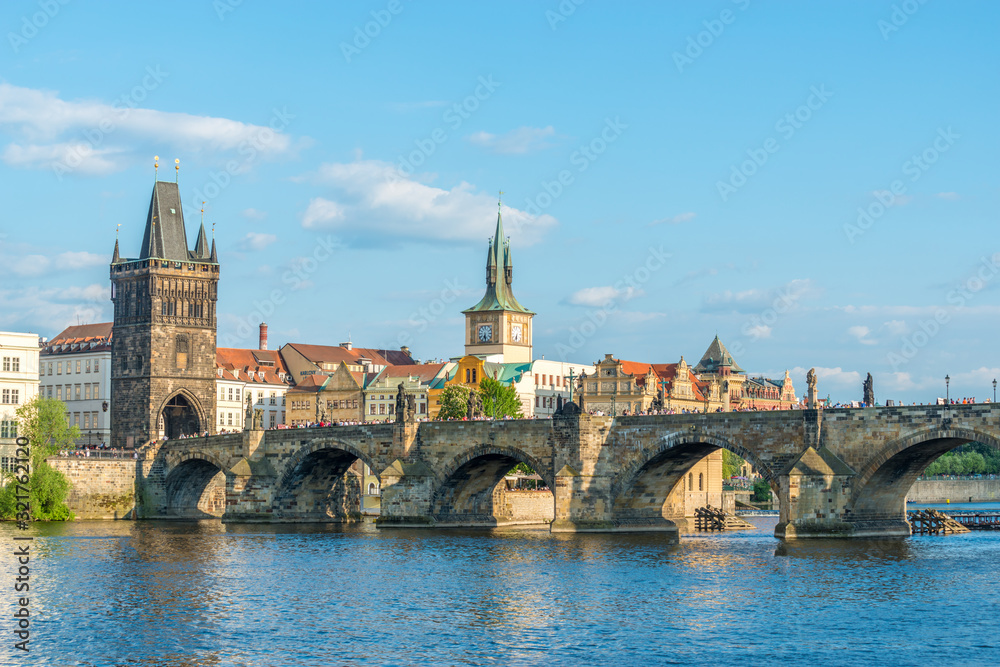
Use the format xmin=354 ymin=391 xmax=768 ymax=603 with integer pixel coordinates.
xmin=136 ymin=403 xmax=1000 ymax=539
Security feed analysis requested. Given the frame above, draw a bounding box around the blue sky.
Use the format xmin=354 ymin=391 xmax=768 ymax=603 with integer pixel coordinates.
xmin=0 ymin=0 xmax=998 ymax=404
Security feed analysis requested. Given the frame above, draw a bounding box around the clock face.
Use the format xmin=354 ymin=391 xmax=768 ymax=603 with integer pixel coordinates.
xmin=478 ymin=324 xmax=492 ymax=342
xmin=511 ymin=324 xmax=523 ymax=342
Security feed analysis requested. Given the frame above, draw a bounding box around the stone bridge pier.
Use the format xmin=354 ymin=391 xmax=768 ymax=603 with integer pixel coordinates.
xmin=134 ymin=403 xmax=1000 ymax=540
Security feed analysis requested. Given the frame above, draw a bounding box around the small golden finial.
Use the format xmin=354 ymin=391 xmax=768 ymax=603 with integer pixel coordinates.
xmin=498 ymin=189 xmax=504 ymax=211
xmin=154 ymin=155 xmax=159 ymax=180
xmin=175 ymin=158 xmax=180 ymax=183
xmin=116 ymin=223 xmax=121 ymax=239
xmin=212 ymin=220 xmax=216 ymax=239
xmin=201 ymin=201 xmax=205 ymax=223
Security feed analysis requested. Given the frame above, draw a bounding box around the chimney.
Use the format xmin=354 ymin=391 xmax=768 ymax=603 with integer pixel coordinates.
xmin=340 ymin=341 xmax=352 ymax=350
xmin=401 ymin=345 xmax=410 ymax=357
xmin=259 ymin=322 xmax=268 ymax=350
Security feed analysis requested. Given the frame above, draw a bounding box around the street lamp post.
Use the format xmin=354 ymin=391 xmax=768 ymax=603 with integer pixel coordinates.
xmin=993 ymin=378 xmax=996 ymax=403
xmin=611 ymin=382 xmax=617 ymax=417
xmin=945 ymin=374 xmax=950 ymax=403
xmin=660 ymin=379 xmax=667 ymax=414
xmin=566 ymin=368 xmax=575 ymax=404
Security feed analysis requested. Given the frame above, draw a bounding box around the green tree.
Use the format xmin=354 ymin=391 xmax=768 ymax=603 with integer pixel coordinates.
xmin=722 ymin=450 xmax=745 ymax=479
xmin=436 ymin=385 xmax=472 ymax=420
xmin=479 ymin=376 xmax=524 ymax=420
xmin=0 ymin=396 xmax=77 ymax=521
xmin=751 ymin=479 xmax=772 ymax=502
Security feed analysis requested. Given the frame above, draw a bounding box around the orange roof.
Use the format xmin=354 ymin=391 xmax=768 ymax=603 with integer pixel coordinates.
xmin=216 ymin=347 xmax=292 ymax=385
xmin=43 ymin=322 xmax=113 ymax=355
xmin=285 ymin=343 xmax=414 ymax=367
xmin=614 ymin=359 xmax=708 ymax=402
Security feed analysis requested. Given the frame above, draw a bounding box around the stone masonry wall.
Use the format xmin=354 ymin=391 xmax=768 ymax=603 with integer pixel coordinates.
xmin=49 ymin=457 xmax=137 ymax=519
xmin=907 ymin=479 xmax=1000 ymax=503
xmin=493 ymin=488 xmax=554 ymax=525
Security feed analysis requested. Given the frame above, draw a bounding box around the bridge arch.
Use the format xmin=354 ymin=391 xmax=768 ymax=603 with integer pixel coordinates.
xmin=271 ymin=437 xmax=377 ymax=522
xmin=431 ymin=444 xmax=553 ymax=527
xmin=162 ymin=452 xmax=229 ymax=518
xmin=849 ymin=427 xmax=1000 ymax=522
xmin=610 ymin=432 xmax=776 ymax=526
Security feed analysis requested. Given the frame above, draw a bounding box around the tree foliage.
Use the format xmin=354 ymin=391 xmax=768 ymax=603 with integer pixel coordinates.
xmin=924 ymin=443 xmax=999 ymax=476
xmin=751 ymin=479 xmax=772 ymax=502
xmin=722 ymin=450 xmax=745 ymax=479
xmin=436 ymin=385 xmax=472 ymax=421
xmin=0 ymin=396 xmax=76 ymax=521
xmin=479 ymin=376 xmax=524 ymax=420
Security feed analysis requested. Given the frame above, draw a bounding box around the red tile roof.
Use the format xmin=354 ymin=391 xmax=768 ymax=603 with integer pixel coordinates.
xmin=216 ymin=347 xmax=292 ymax=385
xmin=43 ymin=322 xmax=113 ymax=355
xmin=285 ymin=343 xmax=414 ymax=367
xmin=615 ymin=360 xmax=708 ymax=402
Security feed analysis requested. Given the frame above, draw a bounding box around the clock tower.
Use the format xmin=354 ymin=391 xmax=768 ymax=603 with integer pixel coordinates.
xmin=462 ymin=199 xmax=534 ymax=363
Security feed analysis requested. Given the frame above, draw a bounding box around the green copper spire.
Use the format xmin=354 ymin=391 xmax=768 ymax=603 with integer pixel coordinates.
xmin=463 ymin=193 xmax=533 ymax=315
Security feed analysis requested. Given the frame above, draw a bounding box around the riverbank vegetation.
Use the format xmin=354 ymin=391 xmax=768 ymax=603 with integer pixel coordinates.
xmin=924 ymin=443 xmax=1000 ymax=477
xmin=0 ymin=396 xmax=76 ymax=521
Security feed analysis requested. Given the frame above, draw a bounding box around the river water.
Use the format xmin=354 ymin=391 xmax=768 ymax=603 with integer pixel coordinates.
xmin=2 ymin=512 xmax=1000 ymax=666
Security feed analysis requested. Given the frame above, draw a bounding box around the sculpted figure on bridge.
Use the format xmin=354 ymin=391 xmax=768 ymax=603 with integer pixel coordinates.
xmin=806 ymin=368 xmax=818 ymax=408
xmin=244 ymin=394 xmax=254 ymax=430
xmin=253 ymin=408 xmax=264 ymax=430
xmin=466 ymin=389 xmax=483 ymax=419
xmin=395 ymin=384 xmax=408 ymax=424
xmin=863 ymin=373 xmax=875 ymax=407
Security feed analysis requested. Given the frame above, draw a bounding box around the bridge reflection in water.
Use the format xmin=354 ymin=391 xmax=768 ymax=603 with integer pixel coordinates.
xmin=138 ymin=403 xmax=1000 ymax=540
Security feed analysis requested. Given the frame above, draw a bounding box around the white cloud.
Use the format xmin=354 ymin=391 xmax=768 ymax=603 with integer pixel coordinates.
xmin=848 ymin=325 xmax=877 ymax=345
xmin=567 ymin=285 xmax=643 ymax=307
xmin=790 ymin=366 xmax=861 ymax=392
xmin=649 ymin=212 xmax=696 ymax=227
xmin=703 ymin=278 xmax=819 ymax=314
xmin=302 ymin=197 xmax=346 ymax=228
xmin=466 ymin=126 xmax=556 ymax=154
xmin=0 ymin=83 xmax=297 ymax=175
xmin=302 ymin=159 xmax=557 ymax=246
xmin=57 ymin=251 xmax=106 ymax=269
xmin=0 ymin=284 xmax=109 ymax=333
xmin=241 ymin=208 xmax=267 ymax=221
xmin=745 ymin=324 xmax=772 ymax=339
xmin=240 ymin=233 xmax=277 ymax=251
xmin=882 ymin=319 xmax=908 ymax=335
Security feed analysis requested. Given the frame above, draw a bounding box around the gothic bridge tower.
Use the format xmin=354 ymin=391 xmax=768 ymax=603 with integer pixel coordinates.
xmin=110 ymin=179 xmax=219 ymax=448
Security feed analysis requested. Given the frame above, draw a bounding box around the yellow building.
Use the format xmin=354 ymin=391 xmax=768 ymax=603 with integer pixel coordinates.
xmin=285 ymin=362 xmax=365 ymax=425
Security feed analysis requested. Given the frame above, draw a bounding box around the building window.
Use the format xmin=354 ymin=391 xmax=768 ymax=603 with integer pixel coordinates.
xmin=219 ymin=414 xmax=225 ymax=425
xmin=688 ymin=473 xmax=693 ymax=491
xmin=94 ymin=359 xmax=99 ymax=372
xmin=227 ymin=413 xmax=233 ymax=426
xmin=76 ymin=360 xmax=81 ymax=373
xmin=57 ymin=362 xmax=62 ymax=375
xmin=3 ymin=357 xmax=10 ymax=371
xmin=270 ymin=392 xmax=276 ymax=405
xmin=75 ymin=385 xmax=81 ymax=400
xmin=83 ymin=413 xmax=90 ymax=429
xmin=235 ymin=388 xmax=241 ymax=402
xmin=46 ymin=387 xmax=52 ymax=398
xmin=379 ymin=404 xmax=386 ymax=415
xmin=85 ymin=360 xmax=91 ymax=373
xmin=419 ymin=402 xmax=425 ymax=413
xmin=0 ymin=420 xmax=17 ymax=438
xmin=220 ymin=388 xmax=226 ymax=400
xmin=699 ymin=473 xmax=704 ymax=491
xmin=535 ymin=396 xmax=539 ymax=407
xmin=228 ymin=388 xmax=233 ymax=401
xmin=1 ymin=389 xmax=19 ymax=404
xmin=84 ymin=385 xmax=91 ymax=400
xmin=47 ymin=362 xmax=53 ymax=375
xmin=369 ymin=404 xmax=376 ymax=415
xmin=56 ymin=386 xmax=62 ymax=400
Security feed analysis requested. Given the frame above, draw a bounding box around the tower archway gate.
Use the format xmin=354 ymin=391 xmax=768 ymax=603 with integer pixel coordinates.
xmin=135 ymin=404 xmax=1000 ymax=539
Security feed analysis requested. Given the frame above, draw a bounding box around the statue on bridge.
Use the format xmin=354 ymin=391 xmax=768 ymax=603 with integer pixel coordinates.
xmin=394 ymin=384 xmax=418 ymax=424
xmin=466 ymin=389 xmax=483 ymax=419
xmin=863 ymin=373 xmax=875 ymax=407
xmin=806 ymin=368 xmax=818 ymax=408
xmin=253 ymin=408 xmax=264 ymax=430
xmin=244 ymin=394 xmax=254 ymax=430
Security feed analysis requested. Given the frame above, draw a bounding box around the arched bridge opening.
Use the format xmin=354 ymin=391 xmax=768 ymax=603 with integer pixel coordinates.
xmin=272 ymin=442 xmax=373 ymax=523
xmin=611 ymin=435 xmax=775 ymax=531
xmin=163 ymin=457 xmax=227 ymax=519
xmin=432 ymin=446 xmax=553 ymax=528
xmin=849 ymin=429 xmax=1000 ymax=530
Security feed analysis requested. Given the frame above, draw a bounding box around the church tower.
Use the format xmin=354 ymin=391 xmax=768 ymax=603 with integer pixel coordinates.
xmin=462 ymin=199 xmax=534 ymax=363
xmin=110 ymin=176 xmax=219 ymax=448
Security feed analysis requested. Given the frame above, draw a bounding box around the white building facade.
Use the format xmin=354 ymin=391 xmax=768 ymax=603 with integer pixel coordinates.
xmin=39 ymin=324 xmax=112 ymax=446
xmin=1 ymin=331 xmax=41 ymax=469
xmin=516 ymin=359 xmax=596 ymax=418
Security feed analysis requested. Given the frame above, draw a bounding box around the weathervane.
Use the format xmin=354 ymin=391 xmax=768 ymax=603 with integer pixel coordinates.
xmin=116 ymin=223 xmax=121 ymax=240
xmin=154 ymin=155 xmax=159 ymax=180
xmin=174 ymin=158 xmax=180 ymax=183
